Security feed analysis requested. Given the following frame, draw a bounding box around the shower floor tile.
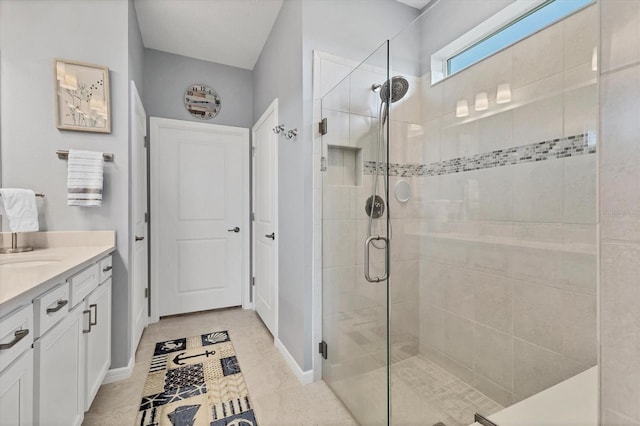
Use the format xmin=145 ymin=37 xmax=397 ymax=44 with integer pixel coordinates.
xmin=391 ymin=355 xmax=504 ymax=426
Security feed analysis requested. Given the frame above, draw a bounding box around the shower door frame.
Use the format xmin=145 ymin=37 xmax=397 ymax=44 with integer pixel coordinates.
xmin=318 ymin=41 xmax=393 ymax=426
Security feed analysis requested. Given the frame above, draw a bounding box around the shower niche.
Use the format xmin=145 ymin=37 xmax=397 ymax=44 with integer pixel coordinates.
xmin=326 ymin=145 xmax=363 ymax=186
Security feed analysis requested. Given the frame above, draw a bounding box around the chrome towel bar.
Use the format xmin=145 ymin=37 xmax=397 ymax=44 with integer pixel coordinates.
xmin=56 ymin=150 xmax=113 ymax=162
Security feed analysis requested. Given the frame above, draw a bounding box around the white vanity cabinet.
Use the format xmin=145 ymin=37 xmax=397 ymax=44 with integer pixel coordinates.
xmin=0 ymin=349 xmax=33 ymax=426
xmin=29 ymin=253 xmax=113 ymax=425
xmin=0 ymin=304 xmax=34 ymax=426
xmin=84 ymin=276 xmax=111 ymax=410
xmin=34 ymin=303 xmax=85 ymax=426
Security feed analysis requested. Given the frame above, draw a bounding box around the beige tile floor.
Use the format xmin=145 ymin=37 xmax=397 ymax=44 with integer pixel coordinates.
xmin=83 ymin=307 xmax=357 ymax=426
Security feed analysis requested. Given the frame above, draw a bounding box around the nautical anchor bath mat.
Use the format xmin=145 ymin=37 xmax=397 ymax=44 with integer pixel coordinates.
xmin=136 ymin=331 xmax=257 ymax=426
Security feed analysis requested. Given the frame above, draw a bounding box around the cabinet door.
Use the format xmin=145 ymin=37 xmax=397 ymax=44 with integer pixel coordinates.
xmin=84 ymin=278 xmax=111 ymax=411
xmin=0 ymin=349 xmax=33 ymax=426
xmin=34 ymin=303 xmax=85 ymax=426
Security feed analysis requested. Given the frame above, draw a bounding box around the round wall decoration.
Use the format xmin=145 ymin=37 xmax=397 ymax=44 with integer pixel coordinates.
xmin=184 ymin=84 xmax=221 ymax=119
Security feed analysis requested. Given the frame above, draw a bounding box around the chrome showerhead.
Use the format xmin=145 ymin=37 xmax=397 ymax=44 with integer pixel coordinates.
xmin=379 ymin=76 xmax=409 ymax=104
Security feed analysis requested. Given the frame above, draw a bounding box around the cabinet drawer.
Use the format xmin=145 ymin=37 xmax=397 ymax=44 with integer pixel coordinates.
xmin=68 ymin=263 xmax=99 ymax=308
xmin=33 ymin=283 xmax=69 ymax=338
xmin=99 ymin=255 xmax=113 ymax=283
xmin=0 ymin=305 xmax=33 ymax=374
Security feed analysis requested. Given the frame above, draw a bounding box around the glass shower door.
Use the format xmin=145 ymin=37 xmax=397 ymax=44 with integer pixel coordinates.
xmin=321 ymin=41 xmax=390 ymax=425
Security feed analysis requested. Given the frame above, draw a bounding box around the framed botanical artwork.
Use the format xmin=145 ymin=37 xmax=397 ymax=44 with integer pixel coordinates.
xmin=54 ymin=58 xmax=111 ymax=133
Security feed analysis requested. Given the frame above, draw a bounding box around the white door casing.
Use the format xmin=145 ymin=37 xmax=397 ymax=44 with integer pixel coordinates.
xmin=150 ymin=118 xmax=250 ymax=320
xmin=130 ymin=81 xmax=148 ymax=353
xmin=252 ymin=99 xmax=279 ymax=336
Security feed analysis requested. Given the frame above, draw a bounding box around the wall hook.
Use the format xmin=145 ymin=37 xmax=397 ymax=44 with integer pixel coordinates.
xmin=284 ymin=128 xmax=298 ymax=140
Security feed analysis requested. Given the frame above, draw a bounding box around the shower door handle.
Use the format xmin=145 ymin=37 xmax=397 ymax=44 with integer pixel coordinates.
xmin=364 ymin=235 xmax=388 ymax=283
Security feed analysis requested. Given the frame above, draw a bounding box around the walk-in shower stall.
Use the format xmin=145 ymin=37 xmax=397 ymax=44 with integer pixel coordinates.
xmin=321 ymin=0 xmax=601 ymax=424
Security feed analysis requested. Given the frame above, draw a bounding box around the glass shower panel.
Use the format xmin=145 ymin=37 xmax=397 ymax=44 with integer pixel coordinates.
xmin=388 ymin=2 xmax=599 ymax=425
xmin=321 ymin=41 xmax=390 ymax=425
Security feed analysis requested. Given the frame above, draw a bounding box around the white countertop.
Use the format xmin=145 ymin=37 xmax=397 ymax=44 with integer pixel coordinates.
xmin=0 ymin=231 xmax=115 ymax=307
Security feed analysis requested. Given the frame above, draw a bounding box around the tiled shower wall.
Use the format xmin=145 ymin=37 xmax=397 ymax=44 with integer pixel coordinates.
xmin=414 ymin=4 xmax=598 ymax=406
xmin=598 ymin=1 xmax=640 ymax=424
xmin=318 ymin=0 xmax=599 ymax=414
xmin=320 ymin=48 xmax=423 ymax=379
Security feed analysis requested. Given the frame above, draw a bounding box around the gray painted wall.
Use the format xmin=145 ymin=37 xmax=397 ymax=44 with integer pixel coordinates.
xmin=0 ymin=0 xmax=132 ymax=368
xmin=253 ymin=0 xmax=418 ymax=372
xmin=253 ymin=0 xmax=306 ymax=368
xmin=144 ymin=49 xmax=253 ymax=128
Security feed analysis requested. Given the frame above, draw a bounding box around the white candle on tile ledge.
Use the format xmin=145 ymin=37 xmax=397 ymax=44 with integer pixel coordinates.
xmin=475 ymin=92 xmax=489 ymax=111
xmin=456 ymin=99 xmax=469 ymax=117
xmin=496 ymin=83 xmax=511 ymax=104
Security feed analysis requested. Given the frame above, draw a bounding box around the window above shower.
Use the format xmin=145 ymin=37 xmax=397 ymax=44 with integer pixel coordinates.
xmin=430 ymin=0 xmax=594 ymax=84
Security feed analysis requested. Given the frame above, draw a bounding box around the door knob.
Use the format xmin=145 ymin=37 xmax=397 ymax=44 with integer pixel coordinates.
xmin=135 ymin=235 xmax=145 ymax=241
xmin=228 ymin=227 xmax=240 ymax=233
xmin=265 ymin=232 xmax=275 ymax=240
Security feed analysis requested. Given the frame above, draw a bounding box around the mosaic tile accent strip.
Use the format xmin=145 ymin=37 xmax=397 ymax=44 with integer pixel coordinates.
xmin=364 ymin=133 xmax=596 ymax=177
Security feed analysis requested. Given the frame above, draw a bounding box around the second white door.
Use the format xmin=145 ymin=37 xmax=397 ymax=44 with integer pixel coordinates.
xmin=151 ymin=118 xmax=249 ymax=317
xmin=130 ymin=81 xmax=148 ymax=350
xmin=252 ymin=99 xmax=279 ymax=336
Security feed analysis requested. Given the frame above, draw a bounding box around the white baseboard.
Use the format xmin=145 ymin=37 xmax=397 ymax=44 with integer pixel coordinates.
xmin=274 ymin=337 xmax=314 ymax=385
xmin=102 ymin=355 xmax=134 ymax=384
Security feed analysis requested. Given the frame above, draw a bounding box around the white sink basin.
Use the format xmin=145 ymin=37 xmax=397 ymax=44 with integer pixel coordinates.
xmin=0 ymin=256 xmax=63 ymax=267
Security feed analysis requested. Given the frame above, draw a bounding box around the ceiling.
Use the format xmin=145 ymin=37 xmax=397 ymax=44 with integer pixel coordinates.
xmin=134 ymin=0 xmax=284 ymax=70
xmin=134 ymin=0 xmax=429 ymax=71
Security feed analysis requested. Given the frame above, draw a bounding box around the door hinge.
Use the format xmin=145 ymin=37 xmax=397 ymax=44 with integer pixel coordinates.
xmin=319 ymin=118 xmax=328 ymax=135
xmin=144 ymin=288 xmax=149 ymax=299
xmin=319 ymin=340 xmax=328 ymax=360
xmin=251 ymin=212 xmax=255 ymax=221
xmin=144 ymin=136 xmax=149 ymax=148
xmin=252 ymin=146 xmax=256 ymax=157
xmin=252 ymin=277 xmax=256 ymax=286
xmin=144 ymin=212 xmax=149 ymax=223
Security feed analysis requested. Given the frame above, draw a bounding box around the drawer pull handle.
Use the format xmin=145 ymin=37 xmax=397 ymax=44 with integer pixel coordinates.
xmin=90 ymin=303 xmax=98 ymax=326
xmin=46 ymin=299 xmax=68 ymax=314
xmin=83 ymin=310 xmax=92 ymax=333
xmin=0 ymin=329 xmax=29 ymax=350
xmin=102 ymin=265 xmax=112 ymax=272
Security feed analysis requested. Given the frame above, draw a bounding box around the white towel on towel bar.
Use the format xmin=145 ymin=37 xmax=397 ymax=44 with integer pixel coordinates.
xmin=0 ymin=188 xmax=39 ymax=232
xmin=67 ymin=149 xmax=104 ymax=207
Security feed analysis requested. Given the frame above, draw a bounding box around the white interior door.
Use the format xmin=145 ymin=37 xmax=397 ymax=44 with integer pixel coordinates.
xmin=151 ymin=118 xmax=249 ymax=318
xmin=252 ymin=99 xmax=279 ymax=336
xmin=130 ymin=81 xmax=148 ymax=351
